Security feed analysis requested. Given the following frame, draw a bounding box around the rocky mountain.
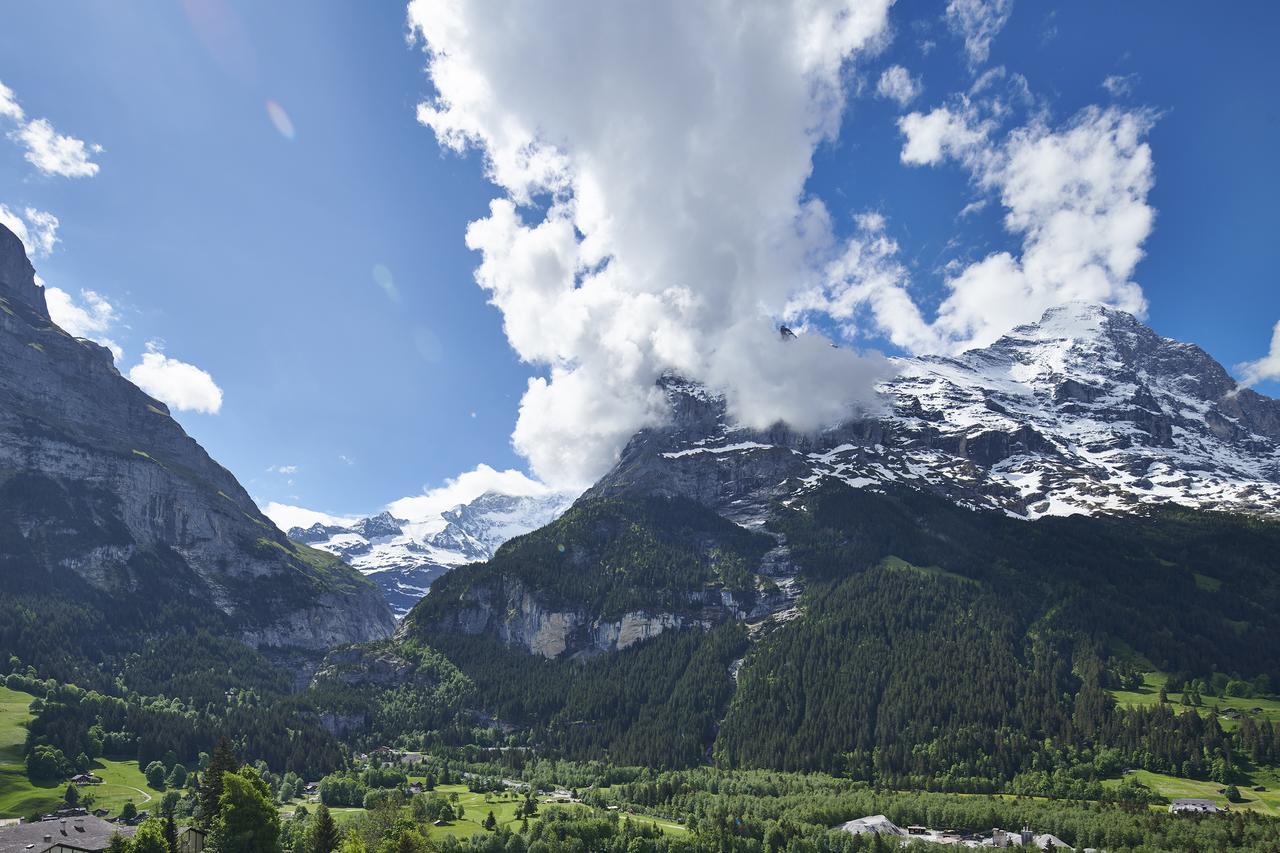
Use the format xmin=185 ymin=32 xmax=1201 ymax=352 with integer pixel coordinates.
xmin=290 ymin=490 xmax=571 ymax=616
xmin=319 ymin=300 xmax=1280 ymax=777
xmin=594 ymin=302 xmax=1280 ymax=522
xmin=0 ymin=224 xmax=394 ymax=668
xmin=402 ymin=302 xmax=1280 ymax=663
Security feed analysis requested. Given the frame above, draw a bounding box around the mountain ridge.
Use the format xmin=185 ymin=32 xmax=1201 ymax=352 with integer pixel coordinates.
xmin=593 ymin=301 xmax=1280 ymax=522
xmin=0 ymin=224 xmax=395 ymax=675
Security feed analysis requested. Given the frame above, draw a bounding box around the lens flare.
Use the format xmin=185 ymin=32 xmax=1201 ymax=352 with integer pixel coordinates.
xmin=265 ymin=100 xmax=295 ymax=140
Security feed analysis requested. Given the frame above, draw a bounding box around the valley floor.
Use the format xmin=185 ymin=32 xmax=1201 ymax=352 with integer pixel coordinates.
xmin=281 ymin=783 xmax=686 ymax=842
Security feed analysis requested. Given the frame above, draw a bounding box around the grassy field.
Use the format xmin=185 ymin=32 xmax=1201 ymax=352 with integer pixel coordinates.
xmin=281 ymin=783 xmax=687 ymax=841
xmin=83 ymin=758 xmax=159 ymax=817
xmin=1107 ymin=671 xmax=1280 ymax=729
xmin=1104 ymin=770 xmax=1280 ymax=817
xmin=0 ymin=686 xmax=158 ymax=820
xmin=0 ymin=686 xmax=61 ymax=819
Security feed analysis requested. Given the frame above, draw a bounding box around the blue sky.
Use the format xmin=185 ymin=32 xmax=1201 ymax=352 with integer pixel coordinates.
xmin=1 ymin=1 xmax=1277 ymax=519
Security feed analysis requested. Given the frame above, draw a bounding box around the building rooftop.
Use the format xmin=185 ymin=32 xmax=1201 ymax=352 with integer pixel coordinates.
xmin=0 ymin=816 xmax=135 ymax=853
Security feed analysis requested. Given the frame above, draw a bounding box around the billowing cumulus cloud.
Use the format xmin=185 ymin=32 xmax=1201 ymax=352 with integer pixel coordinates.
xmin=409 ymin=0 xmax=896 ymax=487
xmin=913 ymin=105 xmax=1154 ymax=349
xmin=1236 ymin=321 xmax=1280 ymax=390
xmin=795 ymin=96 xmax=1157 ymax=355
xmin=0 ymin=79 xmax=102 ymax=178
xmin=128 ymin=342 xmax=224 ymax=414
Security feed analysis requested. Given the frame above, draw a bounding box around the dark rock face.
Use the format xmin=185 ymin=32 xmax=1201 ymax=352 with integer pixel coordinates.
xmin=0 ymin=224 xmax=394 ymax=653
xmin=0 ymin=225 xmax=47 ymax=315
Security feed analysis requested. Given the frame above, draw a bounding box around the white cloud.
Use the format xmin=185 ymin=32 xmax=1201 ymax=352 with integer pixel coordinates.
xmin=268 ymin=464 xmax=299 ymax=475
xmin=0 ymin=82 xmax=23 ymax=122
xmin=14 ymin=118 xmax=103 ymax=178
xmin=1102 ymin=73 xmax=1139 ymax=98
xmin=876 ymin=65 xmax=922 ymax=107
xmin=928 ymin=106 xmax=1155 ymax=349
xmin=387 ymin=462 xmax=561 ymax=522
xmin=898 ymin=103 xmax=990 ymax=166
xmin=788 ymin=212 xmax=943 ymax=354
xmin=1236 ymin=321 xmax=1280 ymax=390
xmin=796 ymin=96 xmax=1157 ymax=356
xmin=945 ymin=0 xmax=1014 ymax=68
xmin=127 ymin=342 xmax=224 ymax=414
xmin=0 ymin=80 xmax=102 ymax=178
xmin=0 ymin=204 xmax=59 ymax=257
xmin=409 ymin=0 xmax=895 ymax=487
xmin=45 ymin=286 xmax=123 ymax=360
xmin=261 ymin=503 xmax=358 ymax=532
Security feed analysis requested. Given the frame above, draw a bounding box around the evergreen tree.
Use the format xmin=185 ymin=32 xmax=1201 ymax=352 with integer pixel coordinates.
xmin=212 ymin=768 xmax=281 ymax=853
xmin=198 ymin=738 xmax=238 ymax=828
xmin=310 ymin=804 xmax=340 ymax=853
xmin=64 ymin=783 xmax=79 ymax=806
xmin=164 ymin=815 xmax=178 ymax=853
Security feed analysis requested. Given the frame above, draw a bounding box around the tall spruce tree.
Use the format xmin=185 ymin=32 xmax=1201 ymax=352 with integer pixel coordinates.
xmin=198 ymin=737 xmax=238 ymax=828
xmin=309 ymin=803 xmax=339 ymax=853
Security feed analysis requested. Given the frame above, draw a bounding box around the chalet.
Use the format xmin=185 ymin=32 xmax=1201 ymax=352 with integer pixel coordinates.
xmin=0 ymin=816 xmax=135 ymax=853
xmin=70 ymin=775 xmax=102 ymax=786
xmin=1169 ymin=798 xmax=1223 ymax=814
xmin=177 ymin=826 xmax=206 ymax=853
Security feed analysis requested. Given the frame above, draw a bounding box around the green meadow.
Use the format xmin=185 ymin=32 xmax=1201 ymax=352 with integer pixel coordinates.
xmin=1107 ymin=671 xmax=1280 ymax=729
xmin=280 ymin=782 xmax=686 ymax=842
xmin=0 ymin=686 xmax=157 ymax=820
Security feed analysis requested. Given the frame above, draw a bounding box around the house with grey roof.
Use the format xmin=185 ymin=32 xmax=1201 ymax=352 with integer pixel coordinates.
xmin=1169 ymin=798 xmax=1223 ymax=814
xmin=0 ymin=816 xmax=134 ymax=853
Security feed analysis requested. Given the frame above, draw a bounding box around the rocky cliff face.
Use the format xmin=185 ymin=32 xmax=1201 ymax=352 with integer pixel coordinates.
xmin=411 ymin=571 xmax=774 ymax=659
xmin=0 ymin=224 xmax=394 ymax=654
xmin=399 ymin=492 xmax=788 ymax=660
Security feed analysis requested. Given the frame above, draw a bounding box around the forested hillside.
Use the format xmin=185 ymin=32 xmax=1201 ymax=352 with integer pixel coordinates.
xmin=352 ymin=479 xmax=1280 ymax=794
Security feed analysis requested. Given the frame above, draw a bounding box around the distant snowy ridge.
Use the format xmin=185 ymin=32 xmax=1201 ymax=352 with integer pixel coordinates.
xmin=289 ymin=490 xmax=572 ymax=617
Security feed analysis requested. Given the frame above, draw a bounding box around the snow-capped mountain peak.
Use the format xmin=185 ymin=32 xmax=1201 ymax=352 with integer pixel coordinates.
xmin=588 ymin=302 xmax=1280 ymax=521
xmin=289 ymin=490 xmax=572 ymax=616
